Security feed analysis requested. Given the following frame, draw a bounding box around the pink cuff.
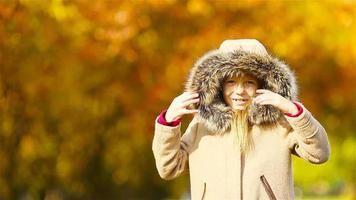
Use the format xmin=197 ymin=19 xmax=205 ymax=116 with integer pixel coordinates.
xmin=157 ymin=110 xmax=181 ymax=127
xmin=284 ymin=102 xmax=303 ymax=117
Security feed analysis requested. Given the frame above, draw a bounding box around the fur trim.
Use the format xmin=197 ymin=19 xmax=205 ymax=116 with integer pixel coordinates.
xmin=185 ymin=49 xmax=298 ymax=134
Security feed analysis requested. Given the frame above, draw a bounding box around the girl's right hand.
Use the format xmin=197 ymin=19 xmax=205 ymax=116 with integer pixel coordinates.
xmin=165 ymin=92 xmax=200 ymax=122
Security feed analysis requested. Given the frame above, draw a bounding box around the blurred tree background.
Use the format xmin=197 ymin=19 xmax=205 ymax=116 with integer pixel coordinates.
xmin=0 ymin=0 xmax=355 ymax=199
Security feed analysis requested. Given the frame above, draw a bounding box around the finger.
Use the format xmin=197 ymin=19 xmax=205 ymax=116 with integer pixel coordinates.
xmin=255 ymin=99 xmax=274 ymax=105
xmin=255 ymin=89 xmax=270 ymax=94
xmin=180 ymin=91 xmax=198 ymax=97
xmin=176 ymin=92 xmax=194 ymax=101
xmin=254 ymin=94 xmax=268 ymax=102
xmin=181 ymin=98 xmax=200 ymax=107
xmin=182 ymin=109 xmax=199 ymax=115
xmin=254 ymin=97 xmax=272 ymax=104
xmin=181 ymin=93 xmax=199 ymax=102
xmin=257 ymin=101 xmax=274 ymax=106
xmin=178 ymin=92 xmax=191 ymax=98
xmin=255 ymin=92 xmax=275 ymax=100
xmin=254 ymin=92 xmax=268 ymax=97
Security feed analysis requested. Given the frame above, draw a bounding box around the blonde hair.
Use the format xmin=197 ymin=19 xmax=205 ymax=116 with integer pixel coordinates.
xmin=225 ymin=72 xmax=257 ymax=153
xmin=229 ymin=107 xmax=254 ymax=153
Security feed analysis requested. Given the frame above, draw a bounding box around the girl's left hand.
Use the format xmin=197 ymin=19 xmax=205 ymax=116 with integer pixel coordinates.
xmin=254 ymin=89 xmax=298 ymax=115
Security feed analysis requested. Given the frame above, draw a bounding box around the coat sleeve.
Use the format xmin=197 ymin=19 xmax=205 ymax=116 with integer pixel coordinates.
xmin=152 ymin=115 xmax=199 ymax=180
xmin=285 ymin=103 xmax=331 ymax=164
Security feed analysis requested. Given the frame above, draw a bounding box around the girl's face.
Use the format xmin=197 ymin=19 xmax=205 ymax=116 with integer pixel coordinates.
xmin=223 ymin=74 xmax=258 ymax=111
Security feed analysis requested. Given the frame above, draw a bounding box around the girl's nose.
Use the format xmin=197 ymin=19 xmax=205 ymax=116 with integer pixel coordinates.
xmin=234 ymin=83 xmax=244 ymax=94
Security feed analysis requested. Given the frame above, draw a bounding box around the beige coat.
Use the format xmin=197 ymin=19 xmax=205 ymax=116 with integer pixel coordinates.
xmin=152 ymin=103 xmax=330 ymax=200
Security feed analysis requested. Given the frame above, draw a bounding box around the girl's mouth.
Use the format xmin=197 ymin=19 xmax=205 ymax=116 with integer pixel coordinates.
xmin=232 ymin=98 xmax=248 ymax=105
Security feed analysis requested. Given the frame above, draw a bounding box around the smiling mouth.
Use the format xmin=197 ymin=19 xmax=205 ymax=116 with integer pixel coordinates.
xmin=232 ymin=98 xmax=248 ymax=104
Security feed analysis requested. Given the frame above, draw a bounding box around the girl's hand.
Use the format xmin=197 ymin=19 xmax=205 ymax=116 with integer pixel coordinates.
xmin=165 ymin=92 xmax=200 ymax=122
xmin=254 ymin=89 xmax=298 ymax=115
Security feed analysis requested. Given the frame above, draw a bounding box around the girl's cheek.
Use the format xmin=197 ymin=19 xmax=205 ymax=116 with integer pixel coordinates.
xmin=224 ymin=86 xmax=233 ymax=94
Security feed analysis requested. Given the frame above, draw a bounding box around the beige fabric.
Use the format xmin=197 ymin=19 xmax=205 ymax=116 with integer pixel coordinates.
xmin=219 ymin=39 xmax=268 ymax=56
xmin=152 ymin=103 xmax=330 ymax=200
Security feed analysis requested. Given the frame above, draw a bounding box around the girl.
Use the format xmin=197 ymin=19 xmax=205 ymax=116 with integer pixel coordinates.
xmin=152 ymin=39 xmax=330 ymax=200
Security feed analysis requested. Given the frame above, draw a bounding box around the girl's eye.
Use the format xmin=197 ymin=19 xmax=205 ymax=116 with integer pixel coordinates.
xmin=246 ymin=80 xmax=256 ymax=85
xmin=226 ymin=80 xmax=235 ymax=84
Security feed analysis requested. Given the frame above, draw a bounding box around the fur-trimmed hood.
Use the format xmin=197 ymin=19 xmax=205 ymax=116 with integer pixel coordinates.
xmin=185 ymin=48 xmax=298 ymax=134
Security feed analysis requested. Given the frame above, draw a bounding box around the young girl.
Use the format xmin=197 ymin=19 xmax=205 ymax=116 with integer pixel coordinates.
xmin=152 ymin=39 xmax=330 ymax=200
